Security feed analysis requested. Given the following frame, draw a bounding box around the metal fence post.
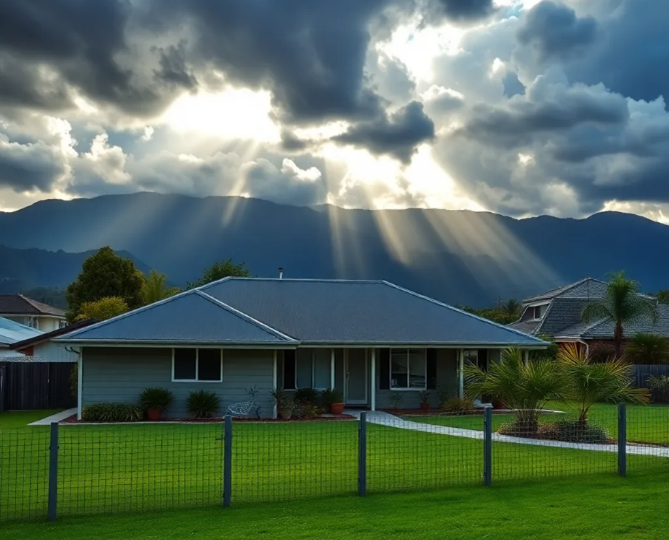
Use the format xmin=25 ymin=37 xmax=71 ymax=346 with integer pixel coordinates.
xmin=358 ymin=412 xmax=367 ymax=496
xmin=483 ymin=406 xmax=492 ymax=486
xmin=48 ymin=422 xmax=59 ymax=522
xmin=618 ymin=402 xmax=627 ymax=477
xmin=223 ymin=415 xmax=232 ymax=507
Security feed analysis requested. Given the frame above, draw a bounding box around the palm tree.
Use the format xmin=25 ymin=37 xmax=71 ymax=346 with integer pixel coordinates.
xmin=557 ymin=344 xmax=649 ymax=425
xmin=501 ymin=299 xmax=521 ymax=319
xmin=141 ymin=270 xmax=180 ymax=305
xmin=625 ymin=333 xmax=669 ymax=365
xmin=465 ymin=348 xmax=564 ymax=433
xmin=582 ymin=271 xmax=658 ymax=358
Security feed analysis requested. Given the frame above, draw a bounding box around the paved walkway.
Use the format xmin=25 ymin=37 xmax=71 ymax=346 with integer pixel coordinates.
xmin=29 ymin=408 xmax=77 ymax=426
xmin=345 ymin=410 xmax=669 ymax=458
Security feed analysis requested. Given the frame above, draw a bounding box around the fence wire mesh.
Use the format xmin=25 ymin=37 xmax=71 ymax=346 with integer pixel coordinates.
xmin=1 ymin=404 xmax=668 ymax=523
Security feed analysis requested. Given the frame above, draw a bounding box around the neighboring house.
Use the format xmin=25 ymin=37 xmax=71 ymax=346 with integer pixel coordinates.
xmin=9 ymin=319 xmax=97 ymax=363
xmin=56 ymin=278 xmax=546 ymax=420
xmin=0 ymin=295 xmax=67 ymax=332
xmin=0 ymin=317 xmax=42 ymax=358
xmin=508 ymin=277 xmax=664 ymax=352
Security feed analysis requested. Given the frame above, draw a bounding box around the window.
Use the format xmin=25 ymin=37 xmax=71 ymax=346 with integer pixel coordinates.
xmin=390 ymin=349 xmax=427 ymax=390
xmin=283 ymin=350 xmax=296 ymax=390
xmin=172 ymin=348 xmax=222 ymax=382
xmin=463 ymin=350 xmax=478 ymax=365
xmin=292 ymin=348 xmax=333 ymax=390
xmin=28 ymin=317 xmax=39 ymax=329
xmin=59 ymin=320 xmax=67 ymax=329
xmin=531 ymin=304 xmax=547 ymax=320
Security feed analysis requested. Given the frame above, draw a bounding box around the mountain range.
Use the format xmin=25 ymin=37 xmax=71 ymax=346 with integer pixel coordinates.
xmin=1 ymin=192 xmax=667 ymax=306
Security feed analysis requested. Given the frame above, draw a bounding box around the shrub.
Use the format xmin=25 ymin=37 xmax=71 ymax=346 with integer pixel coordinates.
xmin=538 ymin=420 xmax=612 ymax=444
xmin=588 ymin=342 xmax=617 ymax=364
xmin=626 ymin=333 xmax=669 ymax=365
xmin=294 ymin=403 xmax=324 ymax=418
xmin=187 ymin=390 xmax=220 ymax=418
xmin=436 ymin=384 xmax=454 ymax=404
xmin=320 ymin=388 xmax=343 ymax=406
xmin=294 ymin=388 xmax=320 ymax=406
xmin=81 ymin=403 xmax=143 ymax=422
xmin=441 ymin=397 xmax=476 ymax=414
xmin=270 ymin=388 xmax=288 ymax=408
xmin=648 ymin=375 xmax=669 ymax=392
xmin=388 ymin=392 xmax=404 ymax=410
xmin=69 ymin=364 xmax=78 ymax=399
xmin=138 ymin=387 xmax=173 ymax=412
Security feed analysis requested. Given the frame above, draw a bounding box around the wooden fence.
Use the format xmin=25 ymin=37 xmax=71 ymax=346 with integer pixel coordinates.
xmin=0 ymin=362 xmax=76 ymax=411
xmin=632 ymin=364 xmax=669 ymax=403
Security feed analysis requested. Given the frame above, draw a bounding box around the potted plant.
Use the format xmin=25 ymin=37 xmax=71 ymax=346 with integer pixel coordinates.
xmin=138 ymin=387 xmax=174 ymax=420
xmin=321 ymin=388 xmax=344 ymax=415
xmin=389 ymin=392 xmax=404 ymax=411
xmin=271 ymin=388 xmax=295 ymax=420
xmin=418 ymin=390 xmax=431 ymax=411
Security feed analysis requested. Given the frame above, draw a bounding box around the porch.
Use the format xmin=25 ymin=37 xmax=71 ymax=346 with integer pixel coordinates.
xmin=276 ymin=347 xmax=503 ymax=411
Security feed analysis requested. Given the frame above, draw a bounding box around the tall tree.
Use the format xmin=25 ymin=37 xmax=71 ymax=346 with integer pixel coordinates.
xmin=501 ymin=299 xmax=521 ymax=319
xmin=625 ymin=333 xmax=669 ymax=365
xmin=75 ymin=297 xmax=129 ymax=322
xmin=187 ymin=258 xmax=251 ymax=288
xmin=582 ymin=271 xmax=658 ymax=358
xmin=142 ymin=270 xmax=180 ymax=305
xmin=66 ymin=247 xmax=144 ymax=321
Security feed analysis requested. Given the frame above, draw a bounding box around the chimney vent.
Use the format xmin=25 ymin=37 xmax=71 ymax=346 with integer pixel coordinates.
xmin=278 ymin=267 xmax=284 ymax=280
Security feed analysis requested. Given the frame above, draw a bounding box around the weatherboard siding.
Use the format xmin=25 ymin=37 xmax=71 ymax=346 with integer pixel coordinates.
xmin=81 ymin=347 xmax=275 ymax=418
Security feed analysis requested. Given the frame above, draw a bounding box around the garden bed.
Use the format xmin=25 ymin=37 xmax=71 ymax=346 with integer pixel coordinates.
xmin=61 ymin=413 xmax=356 ymax=425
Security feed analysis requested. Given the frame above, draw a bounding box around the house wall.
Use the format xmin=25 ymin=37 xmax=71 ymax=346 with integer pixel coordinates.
xmin=81 ymin=347 xmax=276 ymax=418
xmin=3 ymin=315 xmax=64 ymax=332
xmin=30 ymin=342 xmax=79 ymax=362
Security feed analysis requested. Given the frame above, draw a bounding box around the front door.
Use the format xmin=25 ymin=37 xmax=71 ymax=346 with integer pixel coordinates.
xmin=345 ymin=349 xmax=368 ymax=405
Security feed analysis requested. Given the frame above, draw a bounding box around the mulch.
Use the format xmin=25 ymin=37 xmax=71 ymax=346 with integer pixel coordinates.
xmin=61 ymin=413 xmax=356 ymax=425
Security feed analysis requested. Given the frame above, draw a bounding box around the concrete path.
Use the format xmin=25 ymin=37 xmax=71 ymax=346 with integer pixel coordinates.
xmin=345 ymin=410 xmax=669 ymax=458
xmin=29 ymin=408 xmax=77 ymax=426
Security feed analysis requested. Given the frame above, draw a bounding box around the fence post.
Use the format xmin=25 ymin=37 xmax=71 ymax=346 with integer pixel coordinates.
xmin=618 ymin=402 xmax=627 ymax=477
xmin=223 ymin=415 xmax=232 ymax=507
xmin=483 ymin=406 xmax=492 ymax=486
xmin=358 ymin=412 xmax=367 ymax=496
xmin=47 ymin=422 xmax=59 ymax=522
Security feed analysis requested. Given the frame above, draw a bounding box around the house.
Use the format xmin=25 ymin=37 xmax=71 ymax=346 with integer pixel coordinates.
xmin=0 ymin=295 xmax=67 ymax=332
xmin=9 ymin=319 xmax=97 ymax=363
xmin=508 ymin=277 xmax=664 ymax=352
xmin=0 ymin=316 xmax=42 ymax=358
xmin=56 ymin=278 xmax=547 ymax=419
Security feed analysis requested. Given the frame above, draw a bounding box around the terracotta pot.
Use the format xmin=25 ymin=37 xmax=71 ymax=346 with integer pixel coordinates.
xmin=146 ymin=408 xmax=162 ymax=421
xmin=420 ymin=402 xmax=430 ymax=411
xmin=492 ymin=399 xmax=506 ymax=410
xmin=330 ymin=402 xmax=345 ymax=415
xmin=279 ymin=407 xmax=293 ymax=420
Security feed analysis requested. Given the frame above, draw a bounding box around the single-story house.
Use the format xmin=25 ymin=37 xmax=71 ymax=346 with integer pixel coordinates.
xmin=508 ymin=277 xmax=663 ymax=353
xmin=9 ymin=318 xmax=97 ymax=363
xmin=56 ymin=278 xmax=546 ymax=419
xmin=0 ymin=295 xmax=67 ymax=332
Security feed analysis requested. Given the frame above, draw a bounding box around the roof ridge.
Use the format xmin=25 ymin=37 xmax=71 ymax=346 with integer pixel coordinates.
xmin=194 ymin=290 xmax=298 ymax=342
xmin=381 ymin=281 xmax=546 ymax=344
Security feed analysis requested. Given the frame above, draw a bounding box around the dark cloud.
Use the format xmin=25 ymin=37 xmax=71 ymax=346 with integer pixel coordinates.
xmin=334 ymin=101 xmax=435 ymax=163
xmin=153 ymin=41 xmax=198 ymax=90
xmin=517 ymin=1 xmax=597 ymax=60
xmin=0 ymin=137 xmax=66 ymax=192
xmin=147 ymin=0 xmax=415 ymax=123
xmin=279 ymin=130 xmax=310 ymax=152
xmin=426 ymin=0 xmax=495 ymax=22
xmin=502 ymin=72 xmax=525 ymax=98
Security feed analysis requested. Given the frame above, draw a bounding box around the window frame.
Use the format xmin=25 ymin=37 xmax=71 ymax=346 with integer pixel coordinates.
xmin=171 ymin=348 xmax=223 ymax=383
xmin=530 ymin=304 xmax=548 ymax=321
xmin=389 ymin=348 xmax=427 ymax=391
xmin=291 ymin=349 xmax=332 ymax=390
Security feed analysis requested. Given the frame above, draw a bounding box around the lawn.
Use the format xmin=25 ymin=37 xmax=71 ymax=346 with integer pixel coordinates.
xmin=4 ymin=473 xmax=669 ymax=540
xmin=404 ymin=402 xmax=669 ymax=445
xmin=0 ymin=410 xmax=61 ymax=428
xmin=1 ymin=418 xmax=667 ymax=522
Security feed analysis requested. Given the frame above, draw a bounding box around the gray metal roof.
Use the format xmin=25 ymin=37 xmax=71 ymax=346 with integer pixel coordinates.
xmin=200 ymin=278 xmax=545 ymax=346
xmin=56 ymin=290 xmax=297 ymax=345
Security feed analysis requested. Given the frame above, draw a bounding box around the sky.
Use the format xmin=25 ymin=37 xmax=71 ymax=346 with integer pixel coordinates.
xmin=1 ymin=0 xmax=668 ymax=222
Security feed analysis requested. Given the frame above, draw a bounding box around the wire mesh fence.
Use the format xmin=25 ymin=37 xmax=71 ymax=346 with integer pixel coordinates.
xmin=1 ymin=404 xmax=668 ymax=523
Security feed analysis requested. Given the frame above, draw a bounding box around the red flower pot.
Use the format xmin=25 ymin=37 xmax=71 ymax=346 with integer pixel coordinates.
xmin=146 ymin=408 xmax=162 ymax=421
xmin=330 ymin=403 xmax=345 ymax=415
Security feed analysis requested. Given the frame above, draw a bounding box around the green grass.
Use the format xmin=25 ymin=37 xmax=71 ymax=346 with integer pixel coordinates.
xmin=404 ymin=402 xmax=669 ymax=445
xmin=4 ymin=473 xmax=669 ymax=540
xmin=0 ymin=410 xmax=62 ymax=428
xmin=1 ymin=415 xmax=667 ymax=522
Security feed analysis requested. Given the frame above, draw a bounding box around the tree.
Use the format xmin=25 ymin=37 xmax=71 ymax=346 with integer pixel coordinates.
xmin=501 ymin=299 xmax=522 ymax=319
xmin=66 ymin=247 xmax=144 ymax=321
xmin=557 ymin=344 xmax=649 ymax=425
xmin=625 ymin=333 xmax=669 ymax=365
xmin=142 ymin=270 xmax=180 ymax=305
xmin=649 ymin=290 xmax=669 ymax=304
xmin=187 ymin=258 xmax=251 ymax=288
xmin=465 ymin=348 xmax=564 ymax=433
xmin=75 ymin=297 xmax=129 ymax=321
xmin=582 ymin=271 xmax=658 ymax=358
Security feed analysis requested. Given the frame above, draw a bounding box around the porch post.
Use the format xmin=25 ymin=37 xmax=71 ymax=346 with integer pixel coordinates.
xmin=523 ymin=350 xmax=529 ymax=366
xmin=458 ymin=349 xmax=464 ymax=398
xmin=370 ymin=348 xmax=376 ymax=411
xmin=77 ymin=352 xmax=83 ymax=420
xmin=272 ymin=350 xmax=278 ymax=419
xmin=330 ymin=348 xmax=335 ymax=389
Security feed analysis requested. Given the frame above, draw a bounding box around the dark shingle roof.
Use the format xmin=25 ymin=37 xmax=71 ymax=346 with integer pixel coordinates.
xmin=0 ymin=295 xmax=65 ymax=317
xmin=535 ymin=298 xmax=593 ymax=336
xmin=578 ymin=305 xmax=669 ymax=339
xmin=201 ymin=278 xmax=545 ymax=346
xmin=57 ymin=290 xmax=298 ymax=345
xmin=523 ymin=278 xmax=608 ymax=303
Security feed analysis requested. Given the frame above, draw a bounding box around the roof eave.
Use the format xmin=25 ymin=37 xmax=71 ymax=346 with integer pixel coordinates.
xmin=53 ymin=338 xmax=299 ymax=348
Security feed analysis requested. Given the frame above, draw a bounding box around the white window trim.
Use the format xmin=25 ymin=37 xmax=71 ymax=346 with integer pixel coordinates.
xmin=530 ymin=303 xmax=549 ymax=321
xmin=171 ymin=348 xmax=223 ymax=383
xmin=390 ymin=348 xmax=427 ymax=391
